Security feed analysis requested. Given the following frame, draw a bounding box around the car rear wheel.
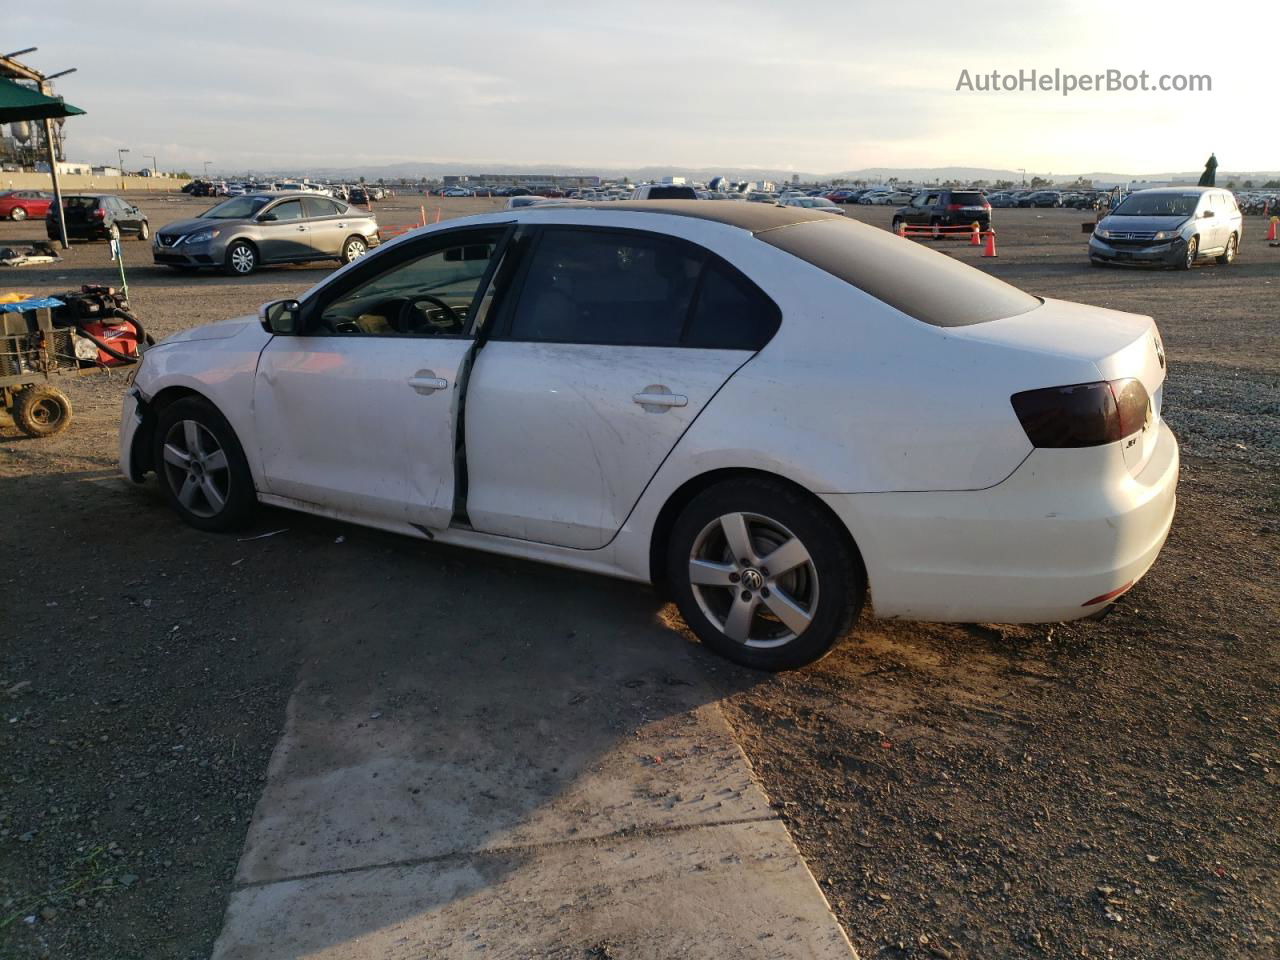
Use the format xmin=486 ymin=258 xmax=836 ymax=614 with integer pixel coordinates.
xmin=666 ymin=477 xmax=864 ymax=671
xmin=1180 ymin=235 xmax=1198 ymax=270
xmin=10 ymin=207 xmax=27 ymax=221
xmin=340 ymin=235 xmax=368 ymax=264
xmin=153 ymin=397 xmax=256 ymax=531
xmin=225 ymin=241 xmax=257 ymax=276
xmin=1216 ymin=233 xmax=1237 ymax=265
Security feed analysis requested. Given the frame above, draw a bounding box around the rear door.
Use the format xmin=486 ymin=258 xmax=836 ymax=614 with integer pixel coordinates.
xmin=463 ymin=225 xmax=780 ymax=549
xmin=255 ymin=198 xmax=311 ymax=261
xmin=301 ymin=195 xmax=348 ymax=257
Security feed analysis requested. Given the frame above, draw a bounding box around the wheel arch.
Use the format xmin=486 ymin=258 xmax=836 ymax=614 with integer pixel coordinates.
xmin=647 ymin=466 xmax=867 ymax=597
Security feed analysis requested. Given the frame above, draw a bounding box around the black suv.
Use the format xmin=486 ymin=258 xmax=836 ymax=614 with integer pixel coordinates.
xmin=891 ymin=189 xmax=991 ymax=233
xmin=1019 ymin=190 xmax=1062 ymax=208
xmin=48 ymin=195 xmax=150 ymax=243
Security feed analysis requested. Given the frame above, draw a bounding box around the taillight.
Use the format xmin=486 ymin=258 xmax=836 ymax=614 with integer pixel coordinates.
xmin=92 ymin=208 xmax=105 ymax=219
xmin=1010 ymin=379 xmax=1150 ymax=448
xmin=946 ymin=203 xmax=963 ymax=211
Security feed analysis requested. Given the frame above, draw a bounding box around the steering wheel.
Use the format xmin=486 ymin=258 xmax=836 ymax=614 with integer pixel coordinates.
xmin=399 ymin=295 xmax=463 ymax=335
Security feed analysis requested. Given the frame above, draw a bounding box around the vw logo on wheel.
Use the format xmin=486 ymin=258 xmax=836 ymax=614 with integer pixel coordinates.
xmin=741 ymin=568 xmax=765 ymax=591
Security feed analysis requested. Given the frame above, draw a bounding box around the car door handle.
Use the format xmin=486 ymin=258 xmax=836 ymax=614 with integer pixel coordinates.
xmin=408 ymin=372 xmax=448 ymax=394
xmin=296 ymin=225 xmax=307 ymax=231
xmin=633 ymin=391 xmax=688 ymax=408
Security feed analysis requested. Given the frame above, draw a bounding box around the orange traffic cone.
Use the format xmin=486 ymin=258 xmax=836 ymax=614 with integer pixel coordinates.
xmin=1267 ymin=217 xmax=1278 ymax=242
xmin=970 ymin=221 xmax=981 ymax=246
xmin=982 ymin=229 xmax=997 ymax=257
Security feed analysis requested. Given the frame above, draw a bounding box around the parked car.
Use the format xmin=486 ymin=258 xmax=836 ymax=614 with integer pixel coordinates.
xmin=442 ymin=187 xmax=473 ymax=197
xmin=121 ymin=202 xmax=1177 ymax=671
xmin=891 ymin=189 xmax=991 ymax=234
xmin=505 ymin=195 xmax=553 ymax=209
xmin=778 ymin=196 xmax=845 ymax=215
xmin=987 ymin=192 xmax=1019 ymax=208
xmin=1019 ymin=191 xmax=1062 ymax=208
xmin=1089 ymin=186 xmax=1241 ymax=270
xmin=46 ymin=195 xmax=149 ymax=242
xmin=151 ymin=191 xmax=379 ymax=275
xmin=868 ymin=191 xmax=912 ymax=205
xmin=631 ymin=184 xmax=699 ymax=200
xmin=0 ymin=189 xmax=53 ymax=221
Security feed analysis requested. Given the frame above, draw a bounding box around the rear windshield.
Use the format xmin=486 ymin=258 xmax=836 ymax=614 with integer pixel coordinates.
xmin=646 ymin=186 xmax=698 ymax=200
xmin=759 ymin=219 xmax=1039 ymax=327
xmin=62 ymin=196 xmax=99 ymax=209
xmin=950 ymin=192 xmax=986 ymax=205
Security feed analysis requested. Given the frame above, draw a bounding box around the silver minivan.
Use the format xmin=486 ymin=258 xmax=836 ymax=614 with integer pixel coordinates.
xmin=153 ymin=192 xmax=380 ymax=276
xmin=1089 ymin=186 xmax=1242 ymax=269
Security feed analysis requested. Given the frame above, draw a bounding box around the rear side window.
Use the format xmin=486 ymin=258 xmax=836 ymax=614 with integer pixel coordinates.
xmin=302 ymin=196 xmax=341 ymax=218
xmin=760 ymin=219 xmax=1039 ymax=327
xmin=507 ymin=228 xmax=702 ymax=345
xmin=686 ymin=261 xmax=780 ymax=350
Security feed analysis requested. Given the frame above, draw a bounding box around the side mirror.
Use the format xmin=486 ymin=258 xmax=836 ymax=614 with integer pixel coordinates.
xmin=259 ymin=299 xmax=301 ymax=335
xmin=1201 ymin=209 xmax=1215 ymax=218
xmin=258 ymin=212 xmax=278 ymax=222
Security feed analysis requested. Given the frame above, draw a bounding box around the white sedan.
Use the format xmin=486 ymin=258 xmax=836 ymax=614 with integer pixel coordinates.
xmin=120 ymin=201 xmax=1178 ymax=670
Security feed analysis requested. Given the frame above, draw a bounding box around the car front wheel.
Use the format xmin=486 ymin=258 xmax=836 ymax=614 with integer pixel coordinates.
xmin=1180 ymin=235 xmax=1198 ymax=270
xmin=137 ymin=220 xmax=150 ymax=241
xmin=666 ymin=477 xmax=864 ymax=670
xmin=153 ymin=397 xmax=256 ymax=531
xmin=225 ymin=240 xmax=257 ymax=276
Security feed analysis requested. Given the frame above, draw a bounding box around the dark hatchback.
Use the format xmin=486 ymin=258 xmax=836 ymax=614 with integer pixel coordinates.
xmin=47 ymin=195 xmax=150 ymax=242
xmin=891 ymin=189 xmax=991 ymax=232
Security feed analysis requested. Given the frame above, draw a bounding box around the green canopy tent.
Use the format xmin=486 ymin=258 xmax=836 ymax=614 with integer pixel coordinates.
xmin=0 ymin=77 xmax=86 ymax=248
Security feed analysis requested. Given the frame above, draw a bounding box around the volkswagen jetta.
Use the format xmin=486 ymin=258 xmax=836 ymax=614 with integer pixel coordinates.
xmin=120 ymin=201 xmax=1178 ymax=670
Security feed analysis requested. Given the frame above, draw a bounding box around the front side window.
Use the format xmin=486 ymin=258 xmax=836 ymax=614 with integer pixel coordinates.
xmin=506 ymin=228 xmax=702 ymax=346
xmin=313 ymin=230 xmax=502 ymax=336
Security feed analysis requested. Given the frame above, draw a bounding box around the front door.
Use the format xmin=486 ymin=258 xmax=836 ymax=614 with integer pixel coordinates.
xmin=463 ymin=226 xmax=780 ymax=550
xmin=253 ymin=225 xmax=508 ymax=529
xmin=255 ymin=198 xmax=311 ymax=261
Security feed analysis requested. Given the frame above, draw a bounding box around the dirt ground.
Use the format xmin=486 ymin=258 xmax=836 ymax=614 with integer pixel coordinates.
xmin=1 ymin=195 xmax=1277 ymax=959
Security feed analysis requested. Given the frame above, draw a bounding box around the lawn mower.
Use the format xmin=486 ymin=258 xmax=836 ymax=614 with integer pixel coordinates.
xmin=0 ymin=286 xmax=151 ymax=438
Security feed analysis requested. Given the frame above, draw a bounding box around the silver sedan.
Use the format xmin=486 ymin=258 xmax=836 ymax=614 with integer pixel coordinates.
xmin=152 ymin=192 xmax=380 ymax=276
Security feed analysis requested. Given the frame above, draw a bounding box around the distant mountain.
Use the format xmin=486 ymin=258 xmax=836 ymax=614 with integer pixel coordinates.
xmin=272 ymin=159 xmax=1280 ymax=186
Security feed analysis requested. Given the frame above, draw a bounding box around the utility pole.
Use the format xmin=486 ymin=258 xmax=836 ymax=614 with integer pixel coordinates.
xmin=117 ymin=147 xmax=129 ymax=189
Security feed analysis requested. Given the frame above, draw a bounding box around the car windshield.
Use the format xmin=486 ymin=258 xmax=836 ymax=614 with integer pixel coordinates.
xmin=1111 ymin=193 xmax=1199 ymax=217
xmin=200 ymin=196 xmax=273 ymax=219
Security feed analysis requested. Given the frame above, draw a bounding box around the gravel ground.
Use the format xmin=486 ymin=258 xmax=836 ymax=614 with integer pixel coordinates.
xmin=1 ymin=197 xmax=1277 ymax=959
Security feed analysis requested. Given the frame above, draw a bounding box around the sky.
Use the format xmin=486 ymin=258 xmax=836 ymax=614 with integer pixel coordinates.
xmin=10 ymin=0 xmax=1275 ymax=177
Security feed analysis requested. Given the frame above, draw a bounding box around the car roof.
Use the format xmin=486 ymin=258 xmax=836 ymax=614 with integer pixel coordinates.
xmin=1131 ymin=186 xmax=1213 ymax=194
xmin=522 ymin=199 xmax=838 ymax=233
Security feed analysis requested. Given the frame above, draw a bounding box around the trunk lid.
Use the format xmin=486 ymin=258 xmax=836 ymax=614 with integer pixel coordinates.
xmin=947 ymin=297 xmax=1167 ymax=474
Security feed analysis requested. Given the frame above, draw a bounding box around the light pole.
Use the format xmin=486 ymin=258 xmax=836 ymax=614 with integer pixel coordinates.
xmin=144 ymin=153 xmax=156 ymax=176
xmin=1019 ymin=168 xmax=1026 ymax=186
xmin=117 ymin=147 xmax=129 ymax=186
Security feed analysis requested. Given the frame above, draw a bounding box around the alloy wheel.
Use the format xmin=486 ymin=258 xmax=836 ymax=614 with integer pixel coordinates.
xmin=344 ymin=238 xmax=367 ymax=262
xmin=11 ymin=207 xmax=26 ymax=221
xmin=230 ymin=244 xmax=255 ymax=274
xmin=688 ymin=512 xmax=820 ymax=649
xmin=161 ymin=419 xmax=231 ymax=519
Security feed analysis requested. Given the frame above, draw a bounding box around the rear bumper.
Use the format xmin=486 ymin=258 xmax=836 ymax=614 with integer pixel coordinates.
xmin=824 ymin=420 xmax=1179 ymax=623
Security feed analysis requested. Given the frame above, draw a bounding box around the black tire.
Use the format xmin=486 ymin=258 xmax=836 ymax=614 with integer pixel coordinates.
xmin=339 ymin=235 xmax=368 ymax=265
xmin=1216 ymin=233 xmax=1237 ymax=265
xmin=665 ymin=477 xmax=864 ymax=671
xmin=137 ymin=220 xmax=150 ymax=242
xmin=12 ymin=385 xmax=72 ymax=438
xmin=10 ymin=206 xmax=27 ymax=221
xmin=1179 ymin=235 xmax=1198 ymax=270
xmin=152 ymin=397 xmax=256 ymax=531
xmin=224 ymin=240 xmax=257 ymax=276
